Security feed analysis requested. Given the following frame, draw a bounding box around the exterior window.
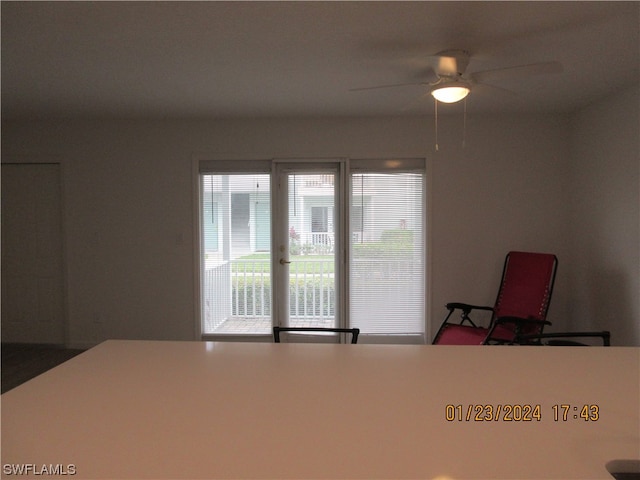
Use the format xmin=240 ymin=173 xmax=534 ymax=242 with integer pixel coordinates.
xmin=311 ymin=207 xmax=328 ymax=233
xmin=350 ymin=173 xmax=424 ymax=336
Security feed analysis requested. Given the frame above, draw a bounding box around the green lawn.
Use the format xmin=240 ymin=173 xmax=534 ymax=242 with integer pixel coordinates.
xmin=233 ymin=254 xmax=334 ymax=274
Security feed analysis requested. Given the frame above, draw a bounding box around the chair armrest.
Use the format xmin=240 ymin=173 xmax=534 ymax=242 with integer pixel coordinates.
xmin=445 ymin=302 xmax=494 ymax=314
xmin=443 ymin=303 xmax=494 ymax=329
xmin=494 ymin=316 xmax=551 ymax=327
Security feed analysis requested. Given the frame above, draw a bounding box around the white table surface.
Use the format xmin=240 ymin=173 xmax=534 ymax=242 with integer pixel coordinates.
xmin=2 ymin=340 xmax=638 ymax=479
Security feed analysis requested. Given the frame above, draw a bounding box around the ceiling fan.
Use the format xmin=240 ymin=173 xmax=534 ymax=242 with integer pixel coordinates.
xmin=350 ymin=49 xmax=562 ymax=104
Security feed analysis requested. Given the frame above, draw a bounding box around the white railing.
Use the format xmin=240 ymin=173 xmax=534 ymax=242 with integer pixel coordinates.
xmin=202 ymin=261 xmax=232 ymax=332
xmin=288 ymin=259 xmax=334 ymax=321
xmin=303 ymin=175 xmax=334 ymax=188
xmin=202 ymin=258 xmax=335 ymax=333
xmin=202 ymin=256 xmax=418 ymax=334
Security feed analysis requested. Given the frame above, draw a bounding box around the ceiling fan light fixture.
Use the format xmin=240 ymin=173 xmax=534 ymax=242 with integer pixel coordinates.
xmin=431 ymin=85 xmax=470 ymax=103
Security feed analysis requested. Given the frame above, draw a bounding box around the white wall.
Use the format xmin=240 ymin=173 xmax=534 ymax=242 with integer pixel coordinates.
xmin=568 ymin=85 xmax=640 ymax=345
xmin=430 ymin=113 xmax=572 ymax=334
xmin=1 ymin=102 xmax=636 ymax=346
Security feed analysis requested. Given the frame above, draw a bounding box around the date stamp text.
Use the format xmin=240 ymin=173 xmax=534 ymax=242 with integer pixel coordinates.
xmin=445 ymin=404 xmax=600 ymax=422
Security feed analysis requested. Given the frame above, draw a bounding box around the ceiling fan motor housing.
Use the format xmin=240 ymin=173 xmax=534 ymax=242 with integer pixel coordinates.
xmin=435 ymin=49 xmax=471 ymax=77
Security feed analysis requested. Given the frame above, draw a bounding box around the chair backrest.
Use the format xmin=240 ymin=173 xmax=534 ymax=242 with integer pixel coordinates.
xmin=273 ymin=327 xmax=360 ymax=344
xmin=492 ymin=251 xmax=558 ymax=336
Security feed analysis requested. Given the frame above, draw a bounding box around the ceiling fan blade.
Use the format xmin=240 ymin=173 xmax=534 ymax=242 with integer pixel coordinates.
xmin=409 ymin=65 xmax=439 ymax=83
xmin=472 ymin=82 xmax=518 ymax=97
xmin=349 ymin=82 xmax=428 ymax=92
xmin=470 ymin=61 xmax=562 ymax=83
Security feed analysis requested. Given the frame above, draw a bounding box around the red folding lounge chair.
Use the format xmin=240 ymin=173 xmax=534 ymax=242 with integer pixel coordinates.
xmin=432 ymin=251 xmax=558 ymax=345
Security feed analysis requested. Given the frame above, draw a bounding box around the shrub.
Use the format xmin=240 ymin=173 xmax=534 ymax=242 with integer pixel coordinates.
xmin=353 ymin=229 xmax=415 ymax=258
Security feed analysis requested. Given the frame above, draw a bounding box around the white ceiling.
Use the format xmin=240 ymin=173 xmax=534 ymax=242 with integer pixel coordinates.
xmin=2 ymin=1 xmax=639 ymax=119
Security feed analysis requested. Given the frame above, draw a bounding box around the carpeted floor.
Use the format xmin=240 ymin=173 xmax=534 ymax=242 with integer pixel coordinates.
xmin=1 ymin=343 xmax=86 ymax=394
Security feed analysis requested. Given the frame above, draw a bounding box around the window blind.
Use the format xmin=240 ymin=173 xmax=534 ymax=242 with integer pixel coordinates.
xmin=349 ymin=171 xmax=425 ymax=335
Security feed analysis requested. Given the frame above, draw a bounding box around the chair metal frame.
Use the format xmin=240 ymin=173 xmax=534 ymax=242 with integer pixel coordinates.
xmin=517 ymin=330 xmax=611 ymax=346
xmin=273 ymin=326 xmax=360 ymax=344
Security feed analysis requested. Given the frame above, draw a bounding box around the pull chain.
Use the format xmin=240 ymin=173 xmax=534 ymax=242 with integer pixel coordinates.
xmin=434 ymin=99 xmax=439 ymax=152
xmin=462 ymin=97 xmax=467 ymax=149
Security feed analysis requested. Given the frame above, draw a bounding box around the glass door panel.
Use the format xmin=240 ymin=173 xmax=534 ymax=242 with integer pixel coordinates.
xmin=287 ymin=173 xmax=337 ymax=329
xmin=201 ymin=174 xmax=272 ymax=335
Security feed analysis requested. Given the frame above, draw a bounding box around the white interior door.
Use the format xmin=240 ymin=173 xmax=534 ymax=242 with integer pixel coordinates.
xmin=274 ymin=163 xmax=343 ymax=342
xmin=1 ymin=163 xmax=65 ymax=344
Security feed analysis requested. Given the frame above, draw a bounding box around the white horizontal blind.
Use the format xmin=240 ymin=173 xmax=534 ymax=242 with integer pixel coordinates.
xmin=349 ymin=171 xmax=424 ymax=335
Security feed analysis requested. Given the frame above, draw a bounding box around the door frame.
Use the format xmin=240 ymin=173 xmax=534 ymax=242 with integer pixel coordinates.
xmin=194 ymin=156 xmax=429 ymax=344
xmin=271 ymin=159 xmax=348 ymax=341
